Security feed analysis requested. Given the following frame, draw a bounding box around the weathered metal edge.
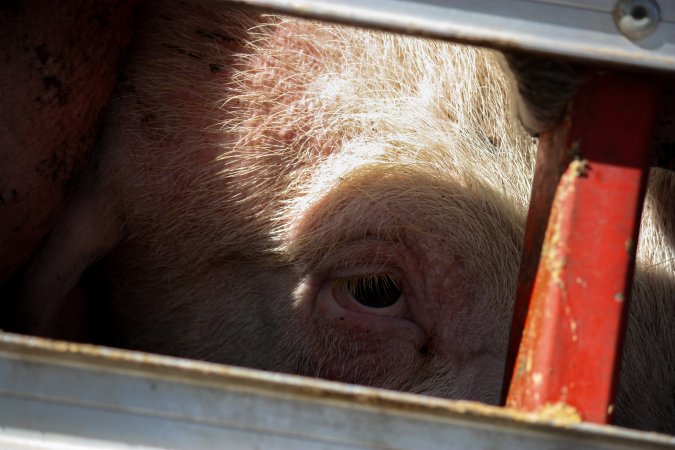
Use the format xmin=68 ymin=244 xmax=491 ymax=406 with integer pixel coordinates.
xmin=214 ymin=0 xmax=675 ymax=73
xmin=1 ymin=331 xmax=674 ymax=448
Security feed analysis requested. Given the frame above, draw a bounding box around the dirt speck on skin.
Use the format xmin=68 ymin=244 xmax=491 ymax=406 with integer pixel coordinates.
xmin=0 ymin=189 xmax=19 ymax=205
xmin=42 ymin=75 xmax=61 ymax=90
xmin=61 ymin=155 xmax=85 ymax=191
xmin=34 ymin=44 xmax=50 ymax=65
xmin=42 ymin=75 xmax=68 ymax=105
xmin=36 ymin=151 xmax=68 ymax=184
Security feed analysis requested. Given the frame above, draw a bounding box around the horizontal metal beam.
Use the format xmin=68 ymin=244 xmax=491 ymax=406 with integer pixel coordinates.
xmin=218 ymin=0 xmax=675 ymax=73
xmin=0 ymin=332 xmax=674 ymax=449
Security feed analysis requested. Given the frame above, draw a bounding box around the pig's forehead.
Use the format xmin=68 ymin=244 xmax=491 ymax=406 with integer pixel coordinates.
xmin=233 ymin=18 xmax=521 ymax=159
xmin=210 ymin=14 xmax=535 ymax=248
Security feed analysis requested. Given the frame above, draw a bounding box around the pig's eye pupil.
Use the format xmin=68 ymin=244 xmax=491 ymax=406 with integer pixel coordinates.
xmin=340 ymin=273 xmax=402 ymax=308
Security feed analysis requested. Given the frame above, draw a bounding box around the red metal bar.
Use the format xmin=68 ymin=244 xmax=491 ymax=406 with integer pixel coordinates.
xmin=505 ymin=72 xmax=661 ymax=424
xmin=501 ymin=108 xmax=574 ymax=405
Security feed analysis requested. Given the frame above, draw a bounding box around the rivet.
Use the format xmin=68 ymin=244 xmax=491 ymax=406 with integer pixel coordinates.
xmin=613 ymin=0 xmax=661 ymax=41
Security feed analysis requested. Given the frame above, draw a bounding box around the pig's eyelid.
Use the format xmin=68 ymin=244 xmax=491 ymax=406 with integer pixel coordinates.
xmin=302 ymin=236 xmax=407 ymax=274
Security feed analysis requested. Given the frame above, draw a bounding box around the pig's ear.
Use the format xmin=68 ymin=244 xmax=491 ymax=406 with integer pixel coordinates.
xmin=12 ymin=186 xmax=123 ymax=340
xmin=498 ymin=52 xmax=582 ymax=134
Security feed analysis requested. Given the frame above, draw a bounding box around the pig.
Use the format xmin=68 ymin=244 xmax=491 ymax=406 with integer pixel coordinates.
xmin=6 ymin=0 xmax=675 ymax=434
xmin=0 ymin=0 xmax=137 ymax=283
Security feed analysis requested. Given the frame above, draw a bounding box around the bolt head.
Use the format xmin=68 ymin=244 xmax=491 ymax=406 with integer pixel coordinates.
xmin=613 ymin=0 xmax=661 ymax=41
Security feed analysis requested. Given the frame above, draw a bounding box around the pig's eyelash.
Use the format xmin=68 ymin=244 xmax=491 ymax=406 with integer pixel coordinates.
xmin=331 ymin=273 xmax=402 ymax=309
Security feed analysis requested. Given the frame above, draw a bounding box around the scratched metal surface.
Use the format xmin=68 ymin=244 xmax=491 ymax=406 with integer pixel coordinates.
xmin=217 ymin=0 xmax=675 ymax=72
xmin=0 ymin=332 xmax=674 ymax=449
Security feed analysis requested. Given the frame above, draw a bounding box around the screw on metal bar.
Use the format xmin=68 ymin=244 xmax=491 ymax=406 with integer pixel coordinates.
xmin=613 ymin=0 xmax=661 ymax=41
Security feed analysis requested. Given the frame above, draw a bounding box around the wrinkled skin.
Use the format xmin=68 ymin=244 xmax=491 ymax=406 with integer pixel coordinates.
xmin=6 ymin=0 xmax=675 ymax=434
xmin=0 ymin=0 xmax=137 ymax=282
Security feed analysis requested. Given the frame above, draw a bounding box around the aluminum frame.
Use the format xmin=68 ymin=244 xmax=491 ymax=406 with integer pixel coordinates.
xmin=219 ymin=0 xmax=675 ymax=72
xmin=1 ymin=332 xmax=674 ymax=449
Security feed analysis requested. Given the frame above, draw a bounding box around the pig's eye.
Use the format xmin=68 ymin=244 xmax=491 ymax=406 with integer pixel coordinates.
xmin=331 ymin=273 xmax=402 ymax=308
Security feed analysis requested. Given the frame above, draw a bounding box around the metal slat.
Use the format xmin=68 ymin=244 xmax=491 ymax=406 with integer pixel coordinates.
xmin=0 ymin=333 xmax=674 ymax=449
xmin=220 ymin=0 xmax=675 ymax=72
